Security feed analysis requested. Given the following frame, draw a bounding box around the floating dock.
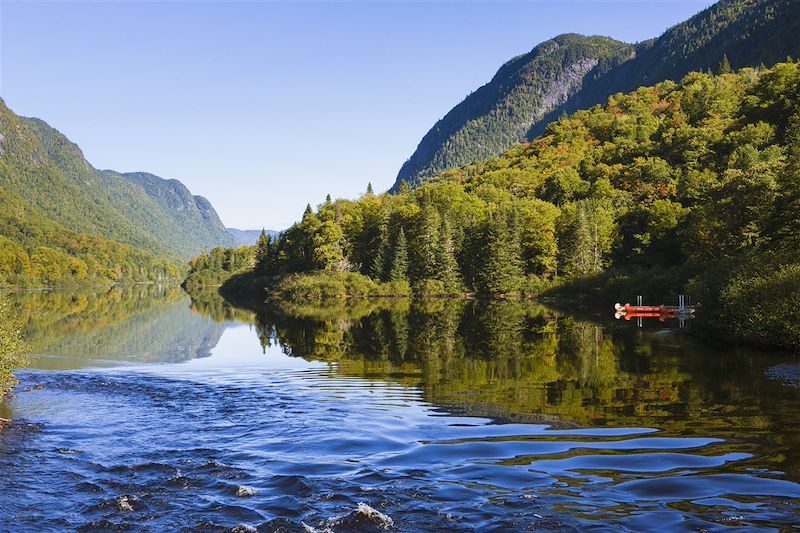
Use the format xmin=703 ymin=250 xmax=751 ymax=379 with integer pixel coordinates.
xmin=614 ymin=295 xmax=695 ymax=322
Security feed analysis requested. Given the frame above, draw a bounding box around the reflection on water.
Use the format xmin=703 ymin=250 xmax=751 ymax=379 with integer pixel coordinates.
xmin=5 ymin=286 xmax=227 ymax=369
xmin=0 ymin=288 xmax=798 ymax=531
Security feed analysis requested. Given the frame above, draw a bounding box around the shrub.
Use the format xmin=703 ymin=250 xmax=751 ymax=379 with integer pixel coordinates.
xmin=0 ymin=296 xmax=27 ymax=392
xmin=716 ymin=264 xmax=800 ymax=349
xmin=272 ymin=272 xmax=380 ymax=300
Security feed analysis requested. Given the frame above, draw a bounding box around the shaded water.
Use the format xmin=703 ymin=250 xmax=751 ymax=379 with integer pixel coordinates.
xmin=1 ymin=287 xmax=799 ymax=531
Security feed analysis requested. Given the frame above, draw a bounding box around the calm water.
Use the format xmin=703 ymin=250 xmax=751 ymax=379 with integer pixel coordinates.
xmin=1 ymin=287 xmax=799 ymax=532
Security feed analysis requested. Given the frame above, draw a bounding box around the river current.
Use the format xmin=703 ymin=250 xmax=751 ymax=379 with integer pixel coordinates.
xmin=1 ymin=287 xmax=798 ymax=532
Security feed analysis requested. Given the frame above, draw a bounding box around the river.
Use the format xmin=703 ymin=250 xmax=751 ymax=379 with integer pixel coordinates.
xmin=1 ymin=286 xmax=798 ymax=531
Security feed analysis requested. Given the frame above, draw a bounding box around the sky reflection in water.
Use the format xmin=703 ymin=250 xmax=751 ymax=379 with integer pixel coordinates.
xmin=0 ymin=287 xmax=798 ymax=531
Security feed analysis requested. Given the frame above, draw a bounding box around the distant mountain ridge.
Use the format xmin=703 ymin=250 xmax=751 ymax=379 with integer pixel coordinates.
xmin=393 ymin=0 xmax=800 ymax=190
xmin=227 ymin=228 xmax=280 ymax=247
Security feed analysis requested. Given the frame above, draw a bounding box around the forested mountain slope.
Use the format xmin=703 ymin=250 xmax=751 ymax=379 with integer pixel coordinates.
xmin=394 ymin=0 xmax=800 ymax=190
xmin=392 ymin=34 xmax=633 ymax=190
xmin=0 ymin=99 xmax=232 ymax=286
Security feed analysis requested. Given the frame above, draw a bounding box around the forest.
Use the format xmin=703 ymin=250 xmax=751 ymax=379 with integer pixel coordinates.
xmin=0 ymin=188 xmax=183 ymax=287
xmin=187 ymin=62 xmax=800 ymax=348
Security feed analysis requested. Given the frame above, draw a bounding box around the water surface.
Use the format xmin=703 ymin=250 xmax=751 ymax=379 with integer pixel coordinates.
xmin=1 ymin=288 xmax=799 ymax=531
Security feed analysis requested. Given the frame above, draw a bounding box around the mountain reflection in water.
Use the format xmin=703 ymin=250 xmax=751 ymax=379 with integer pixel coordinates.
xmin=0 ymin=288 xmax=797 ymax=531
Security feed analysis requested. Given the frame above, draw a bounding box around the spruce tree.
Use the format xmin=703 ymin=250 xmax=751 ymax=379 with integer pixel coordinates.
xmin=255 ymin=229 xmax=271 ymax=275
xmin=436 ymin=218 xmax=460 ymax=289
xmin=477 ymin=210 xmax=523 ymax=296
xmin=413 ymin=204 xmax=440 ymax=280
xmin=717 ymin=54 xmax=732 ymax=74
xmin=389 ymin=227 xmax=409 ymax=282
xmin=371 ymin=212 xmax=389 ymax=281
xmin=767 ymin=109 xmax=800 ymax=249
xmin=366 ymin=182 xmax=374 ymax=195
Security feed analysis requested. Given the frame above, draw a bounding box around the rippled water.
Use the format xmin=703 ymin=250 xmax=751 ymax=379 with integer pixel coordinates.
xmin=1 ymin=288 xmax=799 ymax=531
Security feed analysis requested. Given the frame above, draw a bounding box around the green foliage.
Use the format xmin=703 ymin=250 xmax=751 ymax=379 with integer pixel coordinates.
xmin=713 ymin=264 xmax=800 ymax=348
xmin=474 ymin=209 xmax=524 ymax=296
xmin=0 ymin=295 xmax=27 ymax=392
xmin=394 ymin=0 xmax=800 ymax=190
xmin=0 ymin=189 xmax=182 ymax=288
xmin=393 ymin=34 xmax=633 ymax=189
xmin=182 ymin=246 xmax=256 ymax=290
xmin=190 ymin=62 xmax=800 ymax=347
xmin=389 ymin=227 xmax=409 ymax=283
xmin=273 ymin=272 xmax=381 ymax=300
xmin=0 ymin=99 xmax=232 ymax=287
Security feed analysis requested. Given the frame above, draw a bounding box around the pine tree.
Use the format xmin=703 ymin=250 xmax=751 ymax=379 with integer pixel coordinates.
xmin=477 ymin=210 xmax=524 ymax=296
xmin=767 ymin=109 xmax=800 ymax=249
xmin=366 ymin=182 xmax=374 ymax=195
xmin=389 ymin=227 xmax=409 ymax=282
xmin=717 ymin=54 xmax=732 ymax=74
xmin=325 ymin=194 xmax=332 ymax=204
xmin=413 ymin=204 xmax=441 ymax=280
xmin=436 ymin=218 xmax=460 ymax=288
xmin=370 ymin=212 xmax=389 ymax=281
xmin=255 ymin=229 xmax=271 ymax=275
xmin=303 ymin=203 xmax=313 ymax=219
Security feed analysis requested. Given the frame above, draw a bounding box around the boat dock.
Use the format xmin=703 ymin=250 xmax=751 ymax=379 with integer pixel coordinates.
xmin=614 ymin=295 xmax=696 ymax=323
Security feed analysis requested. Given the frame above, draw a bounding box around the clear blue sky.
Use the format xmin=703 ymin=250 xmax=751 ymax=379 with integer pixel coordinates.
xmin=1 ymin=0 xmax=710 ymax=230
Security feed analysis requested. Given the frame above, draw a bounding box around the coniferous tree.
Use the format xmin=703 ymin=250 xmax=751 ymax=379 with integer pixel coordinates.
xmin=413 ymin=204 xmax=441 ymax=281
xmin=389 ymin=227 xmax=409 ymax=282
xmin=717 ymin=54 xmax=732 ymax=74
xmin=366 ymin=182 xmax=374 ymax=195
xmin=255 ymin=229 xmax=271 ymax=275
xmin=436 ymin=218 xmax=460 ymax=288
xmin=767 ymin=109 xmax=800 ymax=250
xmin=370 ymin=212 xmax=389 ymax=281
xmin=477 ymin=210 xmax=524 ymax=296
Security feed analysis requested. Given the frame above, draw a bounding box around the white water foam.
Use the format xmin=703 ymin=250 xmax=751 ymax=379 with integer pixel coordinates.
xmin=355 ymin=502 xmax=394 ymax=530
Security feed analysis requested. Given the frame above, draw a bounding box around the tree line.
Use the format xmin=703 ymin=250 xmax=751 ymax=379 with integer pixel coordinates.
xmin=188 ymin=62 xmax=800 ymax=346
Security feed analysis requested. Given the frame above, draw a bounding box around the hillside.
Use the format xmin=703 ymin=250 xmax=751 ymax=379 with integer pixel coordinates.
xmin=394 ymin=0 xmax=800 ymax=190
xmin=0 ymin=99 xmax=233 ymax=286
xmin=392 ymin=34 xmax=633 ymax=190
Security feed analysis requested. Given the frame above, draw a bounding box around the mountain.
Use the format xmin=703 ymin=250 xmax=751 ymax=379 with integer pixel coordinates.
xmin=0 ymin=99 xmax=233 ymax=286
xmin=393 ymin=0 xmax=800 ymax=190
xmin=107 ymin=170 xmax=233 ymax=257
xmin=227 ymin=228 xmax=280 ymax=247
xmin=392 ymin=34 xmax=633 ymax=190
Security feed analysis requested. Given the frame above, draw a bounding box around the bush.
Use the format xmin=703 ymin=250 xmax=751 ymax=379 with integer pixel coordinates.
xmin=0 ymin=296 xmax=27 ymax=392
xmin=411 ymin=278 xmax=465 ymax=297
xmin=272 ymin=272 xmax=380 ymax=300
xmin=715 ymin=264 xmax=800 ymax=349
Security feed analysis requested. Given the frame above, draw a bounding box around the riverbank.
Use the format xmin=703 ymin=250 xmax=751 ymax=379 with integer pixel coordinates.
xmin=0 ymin=294 xmax=28 ymax=396
xmin=191 ymin=264 xmax=800 ymax=352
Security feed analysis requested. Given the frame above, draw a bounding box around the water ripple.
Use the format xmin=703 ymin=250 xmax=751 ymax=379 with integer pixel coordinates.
xmin=1 ymin=366 xmax=798 ymax=531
